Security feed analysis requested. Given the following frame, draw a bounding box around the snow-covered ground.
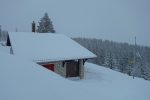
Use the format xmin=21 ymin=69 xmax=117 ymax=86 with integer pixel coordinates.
xmin=84 ymin=63 xmax=150 ymax=100
xmin=0 ymin=44 xmax=10 ymax=53
xmin=0 ymin=51 xmax=150 ymax=100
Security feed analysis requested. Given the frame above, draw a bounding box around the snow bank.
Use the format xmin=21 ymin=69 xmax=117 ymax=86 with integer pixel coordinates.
xmin=0 ymin=52 xmax=79 ymax=100
xmin=83 ymin=63 xmax=150 ymax=100
xmin=0 ymin=51 xmax=150 ymax=100
xmin=0 ymin=45 xmax=10 ymax=54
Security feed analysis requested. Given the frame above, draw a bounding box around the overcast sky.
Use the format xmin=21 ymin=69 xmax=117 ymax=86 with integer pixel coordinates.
xmin=0 ymin=0 xmax=150 ymax=46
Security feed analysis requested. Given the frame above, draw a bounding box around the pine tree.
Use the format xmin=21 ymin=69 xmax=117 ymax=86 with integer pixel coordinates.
xmin=37 ymin=13 xmax=55 ymax=33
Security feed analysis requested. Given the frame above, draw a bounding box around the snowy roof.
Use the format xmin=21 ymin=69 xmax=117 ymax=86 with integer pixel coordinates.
xmin=8 ymin=32 xmax=96 ymax=62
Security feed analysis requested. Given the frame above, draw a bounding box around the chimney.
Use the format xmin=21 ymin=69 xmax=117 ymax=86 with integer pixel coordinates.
xmin=32 ymin=21 xmax=36 ymax=32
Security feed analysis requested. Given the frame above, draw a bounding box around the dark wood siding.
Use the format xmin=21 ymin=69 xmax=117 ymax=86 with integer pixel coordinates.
xmin=66 ymin=61 xmax=79 ymax=77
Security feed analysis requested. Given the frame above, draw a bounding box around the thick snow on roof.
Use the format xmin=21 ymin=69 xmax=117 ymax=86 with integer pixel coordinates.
xmin=9 ymin=32 xmax=96 ymax=62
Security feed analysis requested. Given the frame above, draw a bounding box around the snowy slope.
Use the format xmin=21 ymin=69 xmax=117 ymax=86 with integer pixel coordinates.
xmin=0 ymin=45 xmax=10 ymax=54
xmin=0 ymin=52 xmax=73 ymax=100
xmin=0 ymin=51 xmax=150 ymax=100
xmin=84 ymin=63 xmax=150 ymax=100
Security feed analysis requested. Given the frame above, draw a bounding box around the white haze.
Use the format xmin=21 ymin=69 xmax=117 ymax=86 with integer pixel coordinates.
xmin=0 ymin=0 xmax=150 ymax=46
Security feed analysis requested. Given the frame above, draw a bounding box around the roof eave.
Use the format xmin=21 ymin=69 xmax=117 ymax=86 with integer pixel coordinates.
xmin=34 ymin=56 xmax=97 ymax=64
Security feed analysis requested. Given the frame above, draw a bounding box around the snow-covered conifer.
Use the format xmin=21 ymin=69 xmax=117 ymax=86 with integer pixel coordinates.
xmin=37 ymin=13 xmax=55 ymax=33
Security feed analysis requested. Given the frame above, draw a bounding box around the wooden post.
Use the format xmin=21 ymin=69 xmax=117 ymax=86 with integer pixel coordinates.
xmin=79 ymin=59 xmax=84 ymax=79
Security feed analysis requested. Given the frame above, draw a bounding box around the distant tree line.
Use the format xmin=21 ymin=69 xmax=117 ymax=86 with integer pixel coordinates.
xmin=73 ymin=38 xmax=150 ymax=80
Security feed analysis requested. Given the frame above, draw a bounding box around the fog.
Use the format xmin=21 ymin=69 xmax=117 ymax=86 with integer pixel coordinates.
xmin=0 ymin=0 xmax=150 ymax=46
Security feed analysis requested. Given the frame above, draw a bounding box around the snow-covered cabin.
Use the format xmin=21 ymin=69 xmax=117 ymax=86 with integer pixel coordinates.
xmin=7 ymin=32 xmax=96 ymax=79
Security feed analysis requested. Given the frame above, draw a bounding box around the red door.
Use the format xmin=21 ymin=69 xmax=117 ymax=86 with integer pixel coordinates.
xmin=42 ymin=64 xmax=54 ymax=71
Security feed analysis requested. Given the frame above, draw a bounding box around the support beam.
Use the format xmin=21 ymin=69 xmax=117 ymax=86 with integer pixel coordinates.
xmin=79 ymin=59 xmax=84 ymax=79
